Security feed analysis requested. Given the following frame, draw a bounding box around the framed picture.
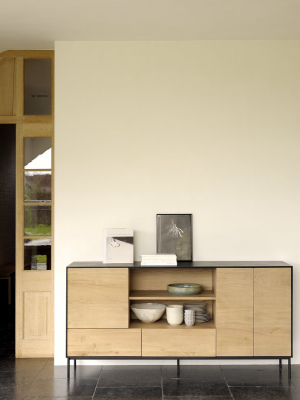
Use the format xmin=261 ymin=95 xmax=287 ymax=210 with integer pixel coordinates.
xmin=156 ymin=214 xmax=192 ymax=261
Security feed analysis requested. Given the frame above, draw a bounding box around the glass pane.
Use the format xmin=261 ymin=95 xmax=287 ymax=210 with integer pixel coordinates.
xmin=24 ymin=59 xmax=52 ymax=115
xmin=24 ymin=137 xmax=51 ymax=169
xmin=24 ymin=171 xmax=51 ymax=202
xmin=24 ymin=205 xmax=51 ymax=236
xmin=24 ymin=238 xmax=51 ymax=270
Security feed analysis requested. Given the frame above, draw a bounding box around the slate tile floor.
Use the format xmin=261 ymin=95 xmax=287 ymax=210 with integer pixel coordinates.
xmin=0 ymin=360 xmax=300 ymax=400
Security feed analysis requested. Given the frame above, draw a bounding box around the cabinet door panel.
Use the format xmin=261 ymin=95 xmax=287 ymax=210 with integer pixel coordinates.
xmin=142 ymin=329 xmax=216 ymax=357
xmin=68 ymin=268 xmax=129 ymax=328
xmin=216 ymin=268 xmax=253 ymax=356
xmin=254 ymin=268 xmax=291 ymax=356
xmin=68 ymin=329 xmax=141 ymax=356
xmin=0 ymin=58 xmax=14 ymax=115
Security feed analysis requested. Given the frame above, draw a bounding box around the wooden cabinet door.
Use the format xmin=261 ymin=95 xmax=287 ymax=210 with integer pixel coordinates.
xmin=254 ymin=268 xmax=292 ymax=356
xmin=216 ymin=268 xmax=253 ymax=356
xmin=68 ymin=268 xmax=129 ymax=328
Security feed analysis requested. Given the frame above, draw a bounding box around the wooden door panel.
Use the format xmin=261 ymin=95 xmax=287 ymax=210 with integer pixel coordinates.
xmin=23 ymin=292 xmax=51 ymax=339
xmin=216 ymin=268 xmax=253 ymax=356
xmin=254 ymin=268 xmax=291 ymax=356
xmin=0 ymin=58 xmax=14 ymax=115
xmin=68 ymin=268 xmax=129 ymax=328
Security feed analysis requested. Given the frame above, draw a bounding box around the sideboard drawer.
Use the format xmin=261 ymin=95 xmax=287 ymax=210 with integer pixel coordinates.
xmin=142 ymin=329 xmax=216 ymax=357
xmin=68 ymin=329 xmax=141 ymax=357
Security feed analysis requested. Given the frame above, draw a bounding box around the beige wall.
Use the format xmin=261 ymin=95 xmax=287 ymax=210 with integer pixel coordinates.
xmin=54 ymin=41 xmax=300 ymax=364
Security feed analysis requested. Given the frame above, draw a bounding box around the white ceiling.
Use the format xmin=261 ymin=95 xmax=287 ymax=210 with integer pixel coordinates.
xmin=1 ymin=0 xmax=300 ymax=52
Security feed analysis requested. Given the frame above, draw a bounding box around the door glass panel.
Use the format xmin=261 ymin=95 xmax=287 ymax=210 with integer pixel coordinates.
xmin=24 ymin=59 xmax=52 ymax=115
xmin=24 ymin=238 xmax=51 ymax=270
xmin=24 ymin=171 xmax=51 ymax=202
xmin=24 ymin=137 xmax=51 ymax=169
xmin=24 ymin=205 xmax=51 ymax=236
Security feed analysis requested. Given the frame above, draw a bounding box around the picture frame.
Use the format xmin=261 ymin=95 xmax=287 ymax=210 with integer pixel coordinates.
xmin=156 ymin=214 xmax=193 ymax=261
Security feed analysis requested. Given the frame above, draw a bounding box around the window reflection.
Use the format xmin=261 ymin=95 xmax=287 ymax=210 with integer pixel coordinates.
xmin=24 ymin=171 xmax=51 ymax=202
xmin=24 ymin=238 xmax=51 ymax=270
xmin=24 ymin=59 xmax=52 ymax=115
xmin=24 ymin=137 xmax=51 ymax=169
xmin=24 ymin=205 xmax=51 ymax=236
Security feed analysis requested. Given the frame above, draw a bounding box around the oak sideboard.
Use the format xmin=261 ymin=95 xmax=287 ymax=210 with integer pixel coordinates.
xmin=66 ymin=261 xmax=293 ymax=379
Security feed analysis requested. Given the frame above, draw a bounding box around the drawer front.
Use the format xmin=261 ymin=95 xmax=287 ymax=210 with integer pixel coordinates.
xmin=142 ymin=329 xmax=216 ymax=357
xmin=68 ymin=329 xmax=141 ymax=357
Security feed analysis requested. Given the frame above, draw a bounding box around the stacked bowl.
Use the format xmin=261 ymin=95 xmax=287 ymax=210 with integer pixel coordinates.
xmin=184 ymin=302 xmax=210 ymax=323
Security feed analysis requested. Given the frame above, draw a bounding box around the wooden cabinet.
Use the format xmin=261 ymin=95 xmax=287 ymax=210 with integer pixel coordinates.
xmin=66 ymin=262 xmax=292 ymax=374
xmin=216 ymin=268 xmax=254 ymax=356
xmin=68 ymin=268 xmax=129 ymax=329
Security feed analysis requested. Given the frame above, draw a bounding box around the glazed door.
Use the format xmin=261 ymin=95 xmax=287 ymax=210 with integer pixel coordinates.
xmin=16 ymin=123 xmax=54 ymax=357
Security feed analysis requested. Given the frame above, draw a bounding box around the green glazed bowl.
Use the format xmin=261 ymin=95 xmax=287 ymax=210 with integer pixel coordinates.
xmin=167 ymin=283 xmax=202 ymax=296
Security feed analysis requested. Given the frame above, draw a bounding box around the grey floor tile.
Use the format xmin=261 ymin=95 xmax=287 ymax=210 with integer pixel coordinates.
xmin=162 ymin=365 xmax=223 ymax=379
xmin=223 ymin=367 xmax=291 ymax=387
xmin=0 ymin=385 xmax=32 ymax=400
xmin=102 ymin=365 xmax=161 ymax=371
xmin=0 ymin=358 xmax=48 ymax=372
xmin=94 ymin=386 xmax=162 ymax=400
xmin=0 ymin=370 xmax=40 ymax=387
xmin=26 ymin=378 xmax=97 ymax=398
xmin=98 ymin=368 xmax=162 ymax=387
xmin=38 ymin=365 xmax=102 ymax=380
xmin=24 ymin=397 xmax=93 ymax=400
xmin=162 ymin=377 xmax=231 ymax=398
xmin=230 ymin=386 xmax=300 ymax=400
xmin=164 ymin=397 xmax=233 ymax=400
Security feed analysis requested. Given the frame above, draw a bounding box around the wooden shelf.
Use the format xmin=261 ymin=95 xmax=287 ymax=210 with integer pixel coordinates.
xmin=130 ymin=319 xmax=215 ymax=330
xmin=129 ymin=289 xmax=216 ymax=301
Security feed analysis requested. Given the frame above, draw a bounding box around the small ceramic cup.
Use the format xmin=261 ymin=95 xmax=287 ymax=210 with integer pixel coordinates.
xmin=184 ymin=309 xmax=195 ymax=326
xmin=166 ymin=305 xmax=183 ymax=326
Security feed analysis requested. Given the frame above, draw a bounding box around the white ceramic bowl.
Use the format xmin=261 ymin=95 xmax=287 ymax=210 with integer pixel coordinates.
xmin=131 ymin=303 xmax=166 ymax=323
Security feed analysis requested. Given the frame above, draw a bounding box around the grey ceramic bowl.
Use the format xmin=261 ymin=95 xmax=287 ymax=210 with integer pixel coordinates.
xmin=167 ymin=283 xmax=202 ymax=296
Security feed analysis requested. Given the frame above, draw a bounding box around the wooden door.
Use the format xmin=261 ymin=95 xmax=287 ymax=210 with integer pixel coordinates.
xmin=16 ymin=123 xmax=54 ymax=357
xmin=68 ymin=268 xmax=129 ymax=328
xmin=254 ymin=268 xmax=292 ymax=356
xmin=216 ymin=268 xmax=254 ymax=356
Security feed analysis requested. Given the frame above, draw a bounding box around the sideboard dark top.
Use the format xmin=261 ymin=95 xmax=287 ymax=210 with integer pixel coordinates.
xmin=67 ymin=261 xmax=292 ymax=269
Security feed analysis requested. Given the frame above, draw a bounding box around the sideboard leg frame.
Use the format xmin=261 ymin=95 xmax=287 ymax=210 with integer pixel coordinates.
xmin=279 ymin=358 xmax=282 ymax=373
xmin=74 ymin=359 xmax=77 ymax=372
xmin=177 ymin=359 xmax=180 ymax=378
xmin=288 ymin=358 xmax=292 ymax=381
xmin=67 ymin=358 xmax=70 ymax=380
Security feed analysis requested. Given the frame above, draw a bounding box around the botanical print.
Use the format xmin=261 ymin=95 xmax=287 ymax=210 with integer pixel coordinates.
xmin=157 ymin=214 xmax=192 ymax=261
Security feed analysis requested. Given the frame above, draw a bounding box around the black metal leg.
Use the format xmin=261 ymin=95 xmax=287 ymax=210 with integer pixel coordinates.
xmin=279 ymin=358 xmax=282 ymax=372
xmin=67 ymin=358 xmax=70 ymax=379
xmin=288 ymin=358 xmax=292 ymax=381
xmin=74 ymin=359 xmax=77 ymax=372
xmin=177 ymin=359 xmax=180 ymax=378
